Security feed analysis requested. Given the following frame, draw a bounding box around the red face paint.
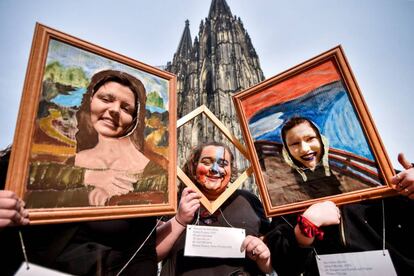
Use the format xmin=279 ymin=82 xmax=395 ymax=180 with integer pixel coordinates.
xmin=195 ymin=145 xmax=231 ymax=200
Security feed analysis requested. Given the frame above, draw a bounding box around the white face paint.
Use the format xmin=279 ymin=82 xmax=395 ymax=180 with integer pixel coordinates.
xmin=285 ymin=121 xmax=322 ymax=170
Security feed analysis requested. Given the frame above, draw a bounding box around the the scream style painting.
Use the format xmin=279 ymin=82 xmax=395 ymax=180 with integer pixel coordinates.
xmin=233 ymin=46 xmax=395 ymax=216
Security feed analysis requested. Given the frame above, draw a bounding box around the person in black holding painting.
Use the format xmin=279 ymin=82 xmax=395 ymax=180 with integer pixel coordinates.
xmin=266 ymin=152 xmax=414 ymax=275
xmin=0 ymin=151 xmax=158 ymax=274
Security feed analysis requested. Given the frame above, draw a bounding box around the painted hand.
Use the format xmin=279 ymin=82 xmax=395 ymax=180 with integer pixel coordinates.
xmin=84 ymin=169 xmax=135 ymax=197
xmin=88 ymin=187 xmax=111 ymax=206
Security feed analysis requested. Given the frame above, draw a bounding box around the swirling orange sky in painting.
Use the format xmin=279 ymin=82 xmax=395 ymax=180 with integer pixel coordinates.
xmin=242 ymin=60 xmax=341 ymax=120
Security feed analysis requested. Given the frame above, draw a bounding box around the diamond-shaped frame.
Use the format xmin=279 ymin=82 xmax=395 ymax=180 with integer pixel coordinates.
xmin=177 ymin=105 xmax=253 ymax=214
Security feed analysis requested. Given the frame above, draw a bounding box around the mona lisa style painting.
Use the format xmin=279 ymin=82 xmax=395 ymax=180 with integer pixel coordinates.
xmin=233 ymin=46 xmax=396 ymax=216
xmin=6 ymin=23 xmax=177 ymax=224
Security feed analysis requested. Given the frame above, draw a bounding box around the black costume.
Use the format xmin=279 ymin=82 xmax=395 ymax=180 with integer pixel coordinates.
xmin=160 ymin=189 xmax=270 ymax=276
xmin=267 ymin=196 xmax=414 ymax=276
xmin=0 ymin=149 xmax=157 ymax=276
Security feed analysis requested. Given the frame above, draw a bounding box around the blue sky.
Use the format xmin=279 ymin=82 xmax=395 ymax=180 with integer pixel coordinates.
xmin=0 ymin=0 xmax=413 ymax=170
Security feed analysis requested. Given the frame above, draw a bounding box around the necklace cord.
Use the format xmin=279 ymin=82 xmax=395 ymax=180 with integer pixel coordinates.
xmin=19 ymin=230 xmax=30 ymax=270
xmin=116 ymin=216 xmax=163 ymax=276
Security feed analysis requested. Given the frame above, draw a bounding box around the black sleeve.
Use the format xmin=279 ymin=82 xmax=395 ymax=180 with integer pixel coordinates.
xmin=266 ymin=215 xmax=313 ymax=276
xmin=0 ymin=148 xmax=11 ymax=189
xmin=237 ymin=190 xmax=313 ymax=274
xmin=341 ymin=197 xmax=414 ymax=275
xmin=237 ymin=189 xmax=270 ymax=234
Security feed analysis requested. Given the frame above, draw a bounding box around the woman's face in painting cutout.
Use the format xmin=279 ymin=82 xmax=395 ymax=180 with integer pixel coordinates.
xmin=196 ymin=145 xmax=232 ymax=200
xmin=90 ymin=81 xmax=136 ymax=138
xmin=285 ymin=121 xmax=322 ymax=170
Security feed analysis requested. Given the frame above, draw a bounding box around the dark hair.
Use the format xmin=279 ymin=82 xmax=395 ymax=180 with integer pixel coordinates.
xmin=75 ymin=70 xmax=147 ymax=152
xmin=182 ymin=141 xmax=237 ymax=186
xmin=281 ymin=117 xmax=323 ymax=166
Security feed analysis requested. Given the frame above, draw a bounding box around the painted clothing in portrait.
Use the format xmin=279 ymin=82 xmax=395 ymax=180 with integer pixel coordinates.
xmin=262 ymin=137 xmax=377 ymax=205
xmin=24 ymin=160 xmax=167 ymax=208
xmin=160 ymin=190 xmax=270 ymax=276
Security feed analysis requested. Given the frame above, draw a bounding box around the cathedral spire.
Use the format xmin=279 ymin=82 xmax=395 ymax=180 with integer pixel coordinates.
xmin=208 ymin=0 xmax=232 ymax=19
xmin=168 ymin=0 xmax=265 ymax=190
xmin=175 ymin=20 xmax=192 ymax=59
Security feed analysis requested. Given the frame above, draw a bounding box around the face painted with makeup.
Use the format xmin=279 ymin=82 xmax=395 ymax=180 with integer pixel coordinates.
xmin=196 ymin=145 xmax=232 ymax=200
xmin=285 ymin=121 xmax=322 ymax=170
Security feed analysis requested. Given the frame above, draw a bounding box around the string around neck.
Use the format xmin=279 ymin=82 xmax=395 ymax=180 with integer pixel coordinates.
xmin=19 ymin=230 xmax=30 ymax=270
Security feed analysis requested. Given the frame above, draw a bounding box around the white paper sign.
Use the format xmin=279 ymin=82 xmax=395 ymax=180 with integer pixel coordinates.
xmin=316 ymin=250 xmax=397 ymax=276
xmin=184 ymin=225 xmax=245 ymax=258
xmin=16 ymin=262 xmax=73 ymax=276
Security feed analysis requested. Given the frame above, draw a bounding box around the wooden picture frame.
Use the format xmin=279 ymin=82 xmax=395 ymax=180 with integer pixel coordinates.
xmin=6 ymin=23 xmax=177 ymax=224
xmin=233 ymin=46 xmax=396 ymax=217
xmin=177 ymin=105 xmax=253 ymax=214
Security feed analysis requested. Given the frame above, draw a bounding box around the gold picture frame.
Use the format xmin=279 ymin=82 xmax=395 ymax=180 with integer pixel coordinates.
xmin=6 ymin=23 xmax=177 ymax=224
xmin=177 ymin=105 xmax=253 ymax=214
xmin=233 ymin=46 xmax=396 ymax=217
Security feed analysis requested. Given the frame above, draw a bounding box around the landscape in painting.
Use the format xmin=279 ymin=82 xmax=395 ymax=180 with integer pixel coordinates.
xmin=26 ymin=39 xmax=170 ymax=208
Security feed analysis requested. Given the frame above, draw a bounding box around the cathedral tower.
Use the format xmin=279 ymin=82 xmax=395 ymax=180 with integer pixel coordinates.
xmin=168 ymin=0 xmax=265 ymax=189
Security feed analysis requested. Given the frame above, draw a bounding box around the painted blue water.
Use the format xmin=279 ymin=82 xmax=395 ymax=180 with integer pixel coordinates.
xmin=147 ymin=106 xmax=166 ymax=113
xmin=51 ymin=87 xmax=167 ymax=115
xmin=51 ymin=87 xmax=87 ymax=108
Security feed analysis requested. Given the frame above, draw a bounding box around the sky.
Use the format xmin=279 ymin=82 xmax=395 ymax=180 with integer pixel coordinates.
xmin=0 ymin=0 xmax=413 ymax=170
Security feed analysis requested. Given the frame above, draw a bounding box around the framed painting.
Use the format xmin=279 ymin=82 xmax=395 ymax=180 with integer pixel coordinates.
xmin=176 ymin=105 xmax=253 ymax=214
xmin=5 ymin=23 xmax=177 ymax=224
xmin=233 ymin=46 xmax=396 ymax=216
